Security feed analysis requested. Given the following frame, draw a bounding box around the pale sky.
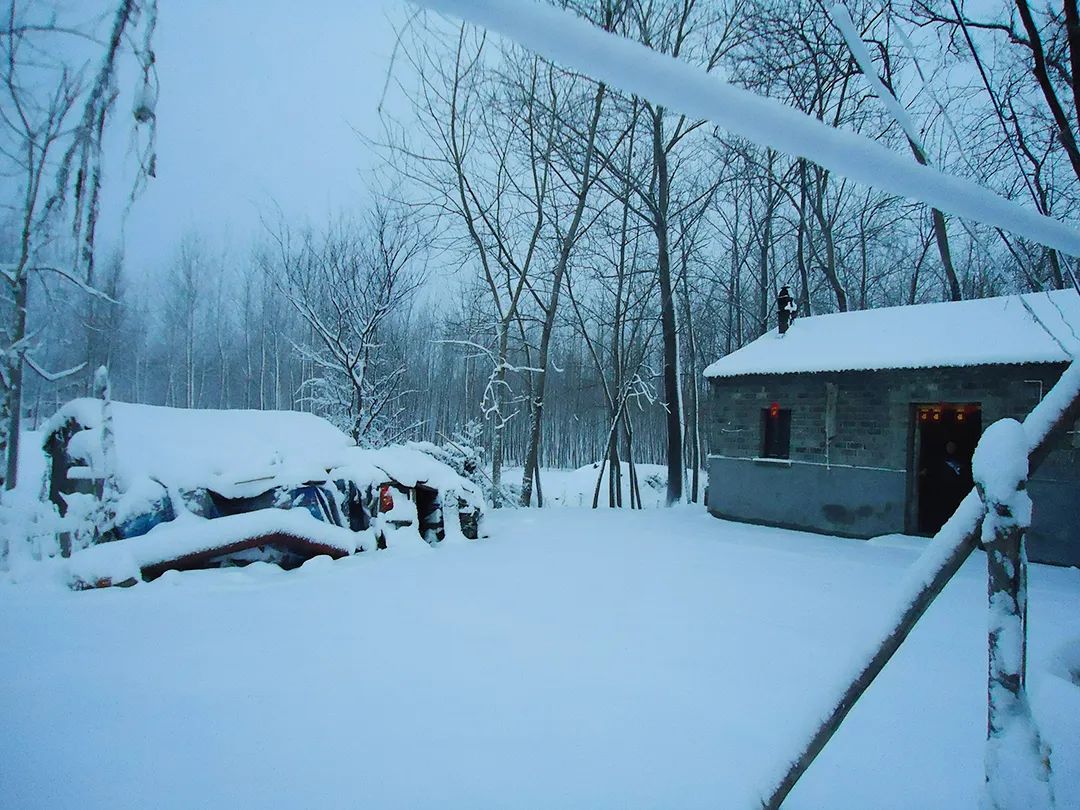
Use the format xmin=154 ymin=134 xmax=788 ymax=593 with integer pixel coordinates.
xmin=101 ymin=0 xmax=408 ymax=275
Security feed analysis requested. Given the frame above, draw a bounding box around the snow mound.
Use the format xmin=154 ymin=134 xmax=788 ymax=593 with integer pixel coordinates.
xmin=44 ymin=401 xmax=355 ymax=492
xmin=350 ymin=445 xmax=483 ymax=507
xmin=864 ymin=534 xmax=928 ymax=552
xmin=66 ymin=510 xmax=370 ymax=587
xmin=972 ymin=418 xmax=1029 ymax=505
xmin=1048 ymin=638 xmax=1080 ymax=687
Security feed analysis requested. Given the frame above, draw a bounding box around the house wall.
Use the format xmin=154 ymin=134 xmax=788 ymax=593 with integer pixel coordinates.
xmin=704 ymin=363 xmax=1080 ymax=565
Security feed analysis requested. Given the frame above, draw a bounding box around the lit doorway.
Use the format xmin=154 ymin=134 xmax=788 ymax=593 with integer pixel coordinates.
xmin=913 ymin=403 xmax=982 ymax=535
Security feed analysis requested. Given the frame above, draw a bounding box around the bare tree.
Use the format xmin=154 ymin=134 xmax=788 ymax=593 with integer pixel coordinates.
xmin=0 ymin=0 xmax=157 ymax=489
xmin=272 ymin=203 xmax=427 ymax=444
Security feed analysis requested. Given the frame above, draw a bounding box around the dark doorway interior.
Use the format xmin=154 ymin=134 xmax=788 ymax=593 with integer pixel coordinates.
xmin=915 ymin=403 xmax=982 ymax=534
xmin=415 ymin=485 xmax=442 ymax=543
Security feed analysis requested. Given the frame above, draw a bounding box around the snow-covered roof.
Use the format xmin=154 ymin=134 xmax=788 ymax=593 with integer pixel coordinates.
xmin=43 ymin=400 xmax=355 ymax=492
xmin=704 ymin=290 xmax=1080 ymax=379
xmin=42 ymin=400 xmax=484 ymax=506
xmin=335 ymin=445 xmax=483 ymax=506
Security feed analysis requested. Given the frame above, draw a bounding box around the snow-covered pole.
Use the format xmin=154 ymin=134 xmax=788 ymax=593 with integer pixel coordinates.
xmin=763 ymin=362 xmax=1080 ymax=809
xmin=972 ymin=419 xmax=1054 ymax=808
xmin=92 ymin=365 xmax=119 ymax=544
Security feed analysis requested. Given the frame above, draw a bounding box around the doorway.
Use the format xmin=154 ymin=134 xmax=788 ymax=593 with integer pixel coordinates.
xmin=913 ymin=403 xmax=982 ymax=534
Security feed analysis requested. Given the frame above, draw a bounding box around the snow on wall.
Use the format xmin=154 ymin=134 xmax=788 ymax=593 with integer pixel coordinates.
xmin=704 ymin=290 xmax=1080 ymax=378
xmin=412 ymin=0 xmax=1080 ymax=256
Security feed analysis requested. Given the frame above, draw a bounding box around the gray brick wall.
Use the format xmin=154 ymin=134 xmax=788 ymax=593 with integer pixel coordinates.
xmin=704 ymin=363 xmax=1076 ymax=475
xmin=703 ymin=362 xmax=1080 ymax=564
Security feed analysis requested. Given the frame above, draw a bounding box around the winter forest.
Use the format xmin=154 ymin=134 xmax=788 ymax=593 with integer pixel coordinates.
xmin=3 ymin=1 xmax=1080 ymax=808
xmin=5 ymin=0 xmax=1079 ymax=509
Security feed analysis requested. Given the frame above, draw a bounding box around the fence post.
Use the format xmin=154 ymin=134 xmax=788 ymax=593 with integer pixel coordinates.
xmin=972 ymin=418 xmax=1054 ymax=809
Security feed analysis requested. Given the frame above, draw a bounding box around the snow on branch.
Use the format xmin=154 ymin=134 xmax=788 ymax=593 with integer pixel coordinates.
xmin=411 ymin=0 xmax=1080 ymax=256
xmin=829 ymin=5 xmax=923 ymax=152
xmin=24 ymin=357 xmax=87 ymax=383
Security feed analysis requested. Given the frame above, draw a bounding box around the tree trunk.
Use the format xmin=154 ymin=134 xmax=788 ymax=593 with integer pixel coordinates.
xmin=3 ymin=275 xmax=29 ymax=490
xmin=905 ymin=139 xmax=962 ymax=301
xmin=796 ymin=161 xmax=812 ymax=316
xmin=489 ymin=319 xmax=511 ymax=507
xmin=679 ymin=242 xmax=701 ymax=502
xmin=811 ymin=169 xmax=848 ymax=312
xmin=651 ymin=106 xmax=683 ymax=506
xmin=1016 ymin=0 xmax=1080 ymax=185
xmin=520 ymin=83 xmax=606 ymax=507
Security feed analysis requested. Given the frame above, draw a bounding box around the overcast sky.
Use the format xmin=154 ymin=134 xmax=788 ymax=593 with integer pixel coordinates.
xmin=101 ymin=0 xmax=407 ymax=276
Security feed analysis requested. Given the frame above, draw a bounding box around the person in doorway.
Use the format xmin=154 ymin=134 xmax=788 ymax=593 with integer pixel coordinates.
xmin=938 ymin=440 xmax=973 ymax=520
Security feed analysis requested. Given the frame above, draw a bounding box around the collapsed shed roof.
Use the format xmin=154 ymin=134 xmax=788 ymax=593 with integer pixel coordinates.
xmin=704 ymin=290 xmax=1080 ymax=379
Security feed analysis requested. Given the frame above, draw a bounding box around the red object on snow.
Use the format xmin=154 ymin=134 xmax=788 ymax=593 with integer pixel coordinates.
xmin=379 ymin=484 xmax=395 ymax=513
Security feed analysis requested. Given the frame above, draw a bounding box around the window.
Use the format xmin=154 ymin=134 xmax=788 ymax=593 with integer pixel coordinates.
xmin=761 ymin=407 xmax=791 ymax=459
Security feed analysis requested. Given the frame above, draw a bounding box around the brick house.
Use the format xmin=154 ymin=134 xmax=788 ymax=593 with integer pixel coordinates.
xmin=703 ymin=290 xmax=1080 ymax=566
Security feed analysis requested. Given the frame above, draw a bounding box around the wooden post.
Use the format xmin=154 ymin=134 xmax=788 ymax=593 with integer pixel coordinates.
xmin=974 ymin=419 xmax=1054 ymax=808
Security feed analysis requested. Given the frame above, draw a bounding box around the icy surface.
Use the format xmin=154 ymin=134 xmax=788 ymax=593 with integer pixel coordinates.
xmin=704 ymin=290 xmax=1080 ymax=378
xmin=2 ymin=508 xmax=1077 ymax=808
xmin=414 ymin=0 xmax=1080 ymax=255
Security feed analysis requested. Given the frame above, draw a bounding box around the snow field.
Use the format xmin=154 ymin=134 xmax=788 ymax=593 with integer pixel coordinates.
xmin=1 ymin=507 xmax=1077 ymax=809
xmin=503 ymin=463 xmax=678 ymax=508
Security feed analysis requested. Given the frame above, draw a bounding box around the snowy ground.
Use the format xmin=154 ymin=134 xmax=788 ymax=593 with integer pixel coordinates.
xmin=504 ymin=463 xmax=701 ymax=507
xmin=2 ymin=507 xmax=1078 ymax=809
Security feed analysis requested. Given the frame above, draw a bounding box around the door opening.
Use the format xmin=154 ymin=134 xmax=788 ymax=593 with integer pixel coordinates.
xmin=914 ymin=403 xmax=982 ymax=535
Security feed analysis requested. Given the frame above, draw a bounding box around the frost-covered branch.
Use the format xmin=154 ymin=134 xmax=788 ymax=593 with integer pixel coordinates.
xmin=412 ymin=0 xmax=1080 ymax=255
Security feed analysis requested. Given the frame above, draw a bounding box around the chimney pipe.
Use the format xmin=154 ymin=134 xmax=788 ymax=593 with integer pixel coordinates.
xmin=778 ymin=286 xmax=796 ymax=335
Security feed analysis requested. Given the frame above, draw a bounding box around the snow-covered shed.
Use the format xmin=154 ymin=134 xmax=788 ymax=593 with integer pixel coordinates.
xmin=702 ymin=290 xmax=1080 ymax=566
xmin=42 ymin=400 xmax=485 ymax=572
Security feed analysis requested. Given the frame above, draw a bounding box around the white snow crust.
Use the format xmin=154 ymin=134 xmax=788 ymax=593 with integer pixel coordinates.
xmin=42 ymin=401 xmax=484 ymax=511
xmin=66 ymin=510 xmax=372 ymax=586
xmin=2 ymin=508 xmax=1078 ymax=808
xmin=353 ymin=445 xmax=483 ymax=507
xmin=44 ymin=401 xmax=355 ymax=493
xmin=972 ymin=419 xmax=1029 ymax=511
xmin=704 ymin=290 xmax=1080 ymax=378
